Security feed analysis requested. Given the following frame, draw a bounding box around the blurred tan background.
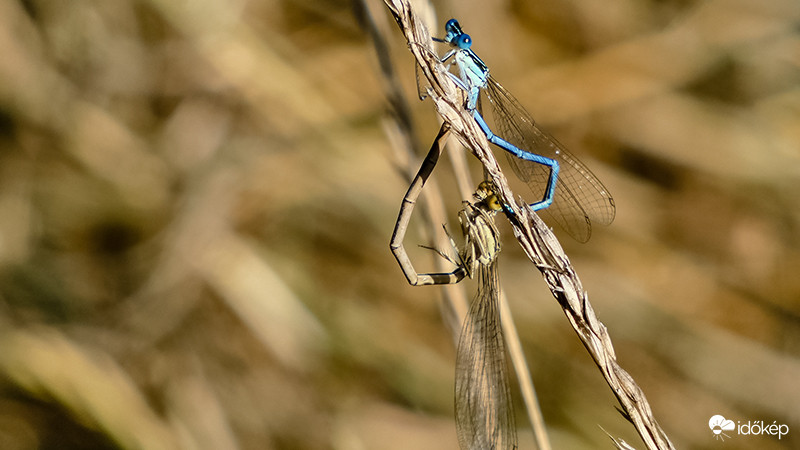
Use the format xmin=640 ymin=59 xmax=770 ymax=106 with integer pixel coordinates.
xmin=0 ymin=0 xmax=798 ymax=449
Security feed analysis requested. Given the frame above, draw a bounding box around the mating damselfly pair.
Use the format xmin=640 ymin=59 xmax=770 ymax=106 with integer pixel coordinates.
xmin=390 ymin=18 xmax=616 ymax=450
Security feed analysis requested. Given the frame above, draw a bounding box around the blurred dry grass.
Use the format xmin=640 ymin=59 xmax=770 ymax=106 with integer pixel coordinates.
xmin=0 ymin=0 xmax=798 ymax=449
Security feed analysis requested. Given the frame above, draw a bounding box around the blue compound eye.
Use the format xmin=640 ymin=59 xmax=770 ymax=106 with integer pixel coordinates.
xmin=457 ymin=33 xmax=472 ymax=49
xmin=446 ymin=19 xmax=459 ymax=30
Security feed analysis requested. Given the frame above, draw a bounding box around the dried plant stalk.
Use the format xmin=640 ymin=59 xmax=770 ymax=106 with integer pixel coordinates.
xmin=382 ymin=0 xmax=675 ymax=448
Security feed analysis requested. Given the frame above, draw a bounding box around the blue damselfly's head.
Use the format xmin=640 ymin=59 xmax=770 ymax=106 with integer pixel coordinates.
xmin=455 ymin=33 xmax=472 ymax=49
xmin=443 ymin=18 xmax=472 ymax=49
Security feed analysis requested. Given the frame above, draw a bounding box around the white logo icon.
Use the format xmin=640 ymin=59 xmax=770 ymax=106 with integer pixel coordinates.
xmin=709 ymin=415 xmax=736 ymax=441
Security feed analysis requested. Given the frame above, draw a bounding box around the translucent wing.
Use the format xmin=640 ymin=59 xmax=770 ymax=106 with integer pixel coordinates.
xmin=484 ymin=77 xmax=615 ymax=242
xmin=455 ymin=264 xmax=517 ymax=450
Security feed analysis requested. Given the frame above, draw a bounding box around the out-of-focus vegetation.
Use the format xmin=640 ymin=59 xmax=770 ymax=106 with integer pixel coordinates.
xmin=0 ymin=0 xmax=798 ymax=449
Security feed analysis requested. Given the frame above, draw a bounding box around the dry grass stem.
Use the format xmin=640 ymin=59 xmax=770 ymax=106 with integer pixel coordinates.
xmin=383 ymin=0 xmax=674 ymax=448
